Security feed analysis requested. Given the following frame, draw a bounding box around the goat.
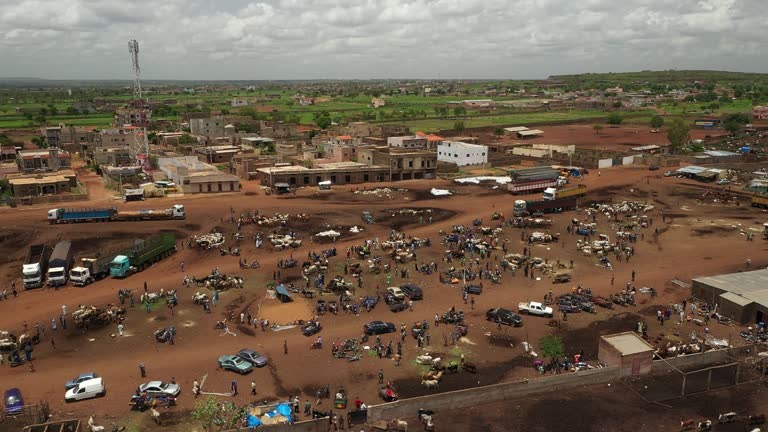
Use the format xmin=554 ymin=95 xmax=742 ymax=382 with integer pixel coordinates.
xmin=421 ymin=379 xmax=439 ymax=390
xmin=680 ymin=419 xmax=695 ymax=431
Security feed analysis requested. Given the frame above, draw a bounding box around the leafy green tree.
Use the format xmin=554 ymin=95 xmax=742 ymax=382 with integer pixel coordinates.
xmin=453 ymin=106 xmax=467 ymax=116
xmin=666 ymin=118 xmax=690 ymax=152
xmin=314 ymin=111 xmax=332 ymax=129
xmin=723 ymin=113 xmax=750 ymax=125
xmin=33 ymin=115 xmax=47 ymax=125
xmin=592 ymin=124 xmax=603 ymax=134
xmin=65 ymin=106 xmax=79 ymax=115
xmin=31 ymin=136 xmax=47 ymax=148
xmin=649 ymin=116 xmax=664 ymax=128
xmin=606 ymin=113 xmax=623 ymax=125
xmin=724 ymin=121 xmax=740 ymax=134
xmin=539 ymin=335 xmax=565 ymax=360
xmin=178 ymin=134 xmax=198 ymax=144
xmin=453 ymin=120 xmax=465 ymax=132
xmin=191 ymin=396 xmax=219 ymax=432
xmin=494 ymin=127 xmax=504 ymax=136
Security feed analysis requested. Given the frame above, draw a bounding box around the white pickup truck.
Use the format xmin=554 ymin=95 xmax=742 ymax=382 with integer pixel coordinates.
xmin=518 ymin=301 xmax=554 ymax=317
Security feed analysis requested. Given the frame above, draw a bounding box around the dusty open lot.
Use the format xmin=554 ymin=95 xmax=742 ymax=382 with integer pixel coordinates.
xmin=490 ymin=124 xmax=729 ymax=152
xmin=0 ymin=165 xmax=766 ymax=431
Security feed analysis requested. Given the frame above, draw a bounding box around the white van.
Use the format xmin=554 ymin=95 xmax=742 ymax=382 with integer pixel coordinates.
xmin=65 ymin=377 xmax=105 ymax=402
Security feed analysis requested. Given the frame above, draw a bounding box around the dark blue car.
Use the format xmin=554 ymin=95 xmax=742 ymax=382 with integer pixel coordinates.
xmin=4 ymin=388 xmax=24 ymax=415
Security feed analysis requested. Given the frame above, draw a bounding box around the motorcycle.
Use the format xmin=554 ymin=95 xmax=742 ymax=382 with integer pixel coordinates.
xmin=310 ymin=339 xmax=323 ymax=350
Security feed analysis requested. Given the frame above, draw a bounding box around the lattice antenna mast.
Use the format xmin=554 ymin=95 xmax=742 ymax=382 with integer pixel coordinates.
xmin=128 ymin=39 xmax=142 ymax=100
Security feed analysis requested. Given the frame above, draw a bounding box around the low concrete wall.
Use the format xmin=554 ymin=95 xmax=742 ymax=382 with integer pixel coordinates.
xmin=651 ymin=346 xmax=751 ymax=373
xmin=224 ymin=418 xmax=327 ymax=432
xmin=367 ymin=366 xmax=620 ymax=422
xmin=18 ymin=192 xmax=89 ymax=205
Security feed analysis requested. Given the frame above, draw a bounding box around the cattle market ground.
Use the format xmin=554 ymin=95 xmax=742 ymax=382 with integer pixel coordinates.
xmin=0 ymin=165 xmax=767 ymax=432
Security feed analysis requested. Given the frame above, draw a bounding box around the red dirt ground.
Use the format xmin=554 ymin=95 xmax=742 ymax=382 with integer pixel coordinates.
xmin=489 ymin=124 xmax=729 ymax=153
xmin=0 ymin=166 xmax=766 ymax=431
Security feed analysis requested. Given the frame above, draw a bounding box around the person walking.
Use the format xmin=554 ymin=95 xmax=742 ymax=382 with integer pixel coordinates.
xmin=118 ymin=323 xmax=124 ymax=336
xmin=145 ymin=301 xmax=151 ymax=313
xmin=51 ymin=318 xmax=57 ymax=332
xmin=139 ymin=363 xmax=146 ymax=377
xmin=231 ymin=380 xmax=238 ymax=396
xmin=304 ymin=400 xmax=311 ymax=416
xmin=251 ymin=380 xmax=256 ymax=395
xmin=284 ymin=340 xmax=288 ymax=354
xmin=434 ymin=313 xmax=439 ymax=327
xmin=470 ymin=297 xmax=475 ymax=310
xmin=51 ymin=338 xmax=55 ymax=350
xmin=378 ymin=369 xmax=384 ymax=384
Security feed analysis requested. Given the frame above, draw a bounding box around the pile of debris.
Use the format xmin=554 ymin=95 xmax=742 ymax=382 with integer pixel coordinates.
xmin=193 ymin=232 xmax=225 ymax=249
xmin=387 ymin=208 xmax=433 ymax=217
xmin=72 ymin=305 xmax=126 ymax=329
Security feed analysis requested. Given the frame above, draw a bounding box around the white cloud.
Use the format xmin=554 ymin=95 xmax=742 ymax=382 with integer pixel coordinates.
xmin=0 ymin=0 xmax=765 ymax=79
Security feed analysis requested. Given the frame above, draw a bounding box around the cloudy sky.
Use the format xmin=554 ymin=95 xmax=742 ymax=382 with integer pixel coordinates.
xmin=0 ymin=0 xmax=765 ymax=80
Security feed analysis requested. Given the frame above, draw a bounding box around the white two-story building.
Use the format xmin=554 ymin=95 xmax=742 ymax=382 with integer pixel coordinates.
xmin=437 ymin=141 xmax=488 ymax=167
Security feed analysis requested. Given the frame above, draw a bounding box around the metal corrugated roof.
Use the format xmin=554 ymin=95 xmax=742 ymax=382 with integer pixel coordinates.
xmin=632 ymin=145 xmax=661 ymax=151
xmin=694 ymin=269 xmax=768 ymax=308
xmin=676 ymin=166 xmax=708 ymax=174
xmin=719 ymin=291 xmax=753 ymax=307
xmin=704 ymin=150 xmax=740 ymax=157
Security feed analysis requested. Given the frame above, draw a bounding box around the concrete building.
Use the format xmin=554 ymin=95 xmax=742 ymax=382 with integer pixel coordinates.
xmin=7 ymin=169 xmax=77 ymax=197
xmin=190 ymin=117 xmax=225 ymax=138
xmin=158 ymin=156 xmax=241 ymax=194
xmin=753 ymin=106 xmax=768 ymax=120
xmin=94 ymin=146 xmax=132 ymax=166
xmin=598 ymin=332 xmax=654 ymax=377
xmin=41 ymin=125 xmax=97 ymax=148
xmin=437 ymin=141 xmax=488 ymax=167
xmin=256 ymin=162 xmax=391 ymax=187
xmin=232 ymin=153 xmax=277 ymax=180
xmin=98 ymin=128 xmax=134 ymax=147
xmin=516 ymin=129 xmax=544 ymax=139
xmin=371 ymin=97 xmax=386 ymax=108
xmin=388 ymin=135 xmax=428 ymax=149
xmin=503 ymin=126 xmax=530 ymax=136
xmin=114 ymin=102 xmax=152 ymax=128
xmin=195 ymin=145 xmax=241 ymax=164
xmin=16 ymin=148 xmax=72 ymax=173
xmin=357 ymin=147 xmax=437 ymax=181
xmin=512 ymin=144 xmax=575 ymax=158
xmin=231 ymin=98 xmax=248 ymax=107
xmin=691 ymin=269 xmax=768 ymax=324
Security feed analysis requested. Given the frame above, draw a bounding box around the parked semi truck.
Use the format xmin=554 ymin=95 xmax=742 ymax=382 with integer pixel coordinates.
xmin=70 ymin=256 xmax=116 ymax=286
xmin=46 ymin=240 xmax=74 ymax=287
xmin=48 ymin=205 xmax=185 ymax=224
xmin=543 ymin=184 xmax=587 ymax=201
xmin=752 ymin=194 xmax=768 ymax=209
xmin=514 ymin=196 xmax=579 ymax=217
xmin=22 ymin=244 xmax=48 ymax=289
xmin=110 ymin=233 xmax=176 ymax=278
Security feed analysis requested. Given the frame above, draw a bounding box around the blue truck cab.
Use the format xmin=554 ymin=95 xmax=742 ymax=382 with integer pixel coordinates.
xmin=110 ymin=256 xmax=131 ymax=278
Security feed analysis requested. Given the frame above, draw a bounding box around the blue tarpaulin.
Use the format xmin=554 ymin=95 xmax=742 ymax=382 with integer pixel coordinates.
xmin=247 ymin=414 xmax=262 ymax=428
xmin=275 ymin=284 xmax=292 ymax=298
xmin=276 ymin=403 xmax=294 ymax=423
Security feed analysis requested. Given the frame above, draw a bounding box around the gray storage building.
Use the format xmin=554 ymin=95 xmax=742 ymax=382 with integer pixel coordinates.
xmin=691 ymin=269 xmax=768 ymax=324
